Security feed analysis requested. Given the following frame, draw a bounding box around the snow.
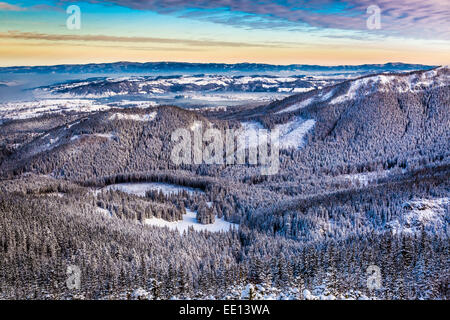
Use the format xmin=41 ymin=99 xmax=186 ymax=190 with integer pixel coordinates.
xmin=66 ymin=120 xmax=80 ymax=129
xmin=276 ymin=89 xmax=334 ymax=114
xmin=320 ymin=88 xmax=335 ymax=101
xmin=130 ymin=288 xmax=151 ymax=300
xmin=38 ymin=74 xmax=326 ymax=101
xmin=46 ymin=137 xmax=59 ymax=147
xmin=91 ymin=280 xmax=377 ymax=300
xmin=240 ymin=117 xmax=315 ymax=150
xmin=340 ymin=170 xmax=393 ymax=187
xmin=190 ymin=121 xmax=202 ymax=131
xmin=70 ymin=133 xmax=115 ymax=141
xmin=29 ymin=135 xmax=63 ymax=156
xmin=145 ymin=208 xmax=238 ymax=234
xmin=330 ymin=68 xmax=449 ymax=104
xmin=277 ymin=85 xmax=314 ymax=93
xmin=277 ymin=118 xmax=316 ymax=149
xmin=108 ymin=111 xmax=157 ymax=121
xmin=276 ymin=97 xmax=314 ymax=114
xmin=95 ymin=207 xmax=112 ymax=217
xmin=101 ymin=182 xmax=204 ymax=197
xmin=330 ymin=78 xmax=367 ymax=104
xmin=94 ymin=133 xmax=115 ymax=139
xmin=277 ymin=88 xmax=293 ymax=93
xmin=240 ymin=121 xmax=265 ymax=149
xmin=228 ymin=283 xmax=372 ymax=300
xmin=108 ymin=100 xmax=158 ymax=108
xmin=0 ymin=99 xmax=110 ymax=120
xmin=182 ymin=92 xmax=280 ymax=102
xmin=387 ymin=197 xmax=449 ymax=235
xmin=234 ymin=76 xmax=297 ymax=85
xmin=292 ymin=87 xmax=315 ymax=93
xmin=191 ymin=105 xmax=227 ymax=112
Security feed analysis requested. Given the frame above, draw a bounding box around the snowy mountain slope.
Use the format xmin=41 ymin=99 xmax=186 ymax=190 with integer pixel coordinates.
xmin=0 ymin=66 xmax=449 ymax=301
xmin=329 ymin=66 xmax=449 ymax=105
xmin=274 ymin=66 xmax=449 ymax=115
xmin=0 ymin=106 xmax=214 ymax=180
xmin=1 ymin=67 xmax=448 ymax=184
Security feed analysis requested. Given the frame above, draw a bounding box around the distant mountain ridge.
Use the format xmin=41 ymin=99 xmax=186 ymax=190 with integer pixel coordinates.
xmin=0 ymin=62 xmax=435 ymax=75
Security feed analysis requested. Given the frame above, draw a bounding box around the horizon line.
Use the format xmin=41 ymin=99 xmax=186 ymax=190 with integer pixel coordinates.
xmin=0 ymin=60 xmax=438 ymax=69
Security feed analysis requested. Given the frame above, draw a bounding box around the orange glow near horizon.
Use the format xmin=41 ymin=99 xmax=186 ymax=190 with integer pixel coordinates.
xmin=0 ymin=39 xmax=449 ymax=67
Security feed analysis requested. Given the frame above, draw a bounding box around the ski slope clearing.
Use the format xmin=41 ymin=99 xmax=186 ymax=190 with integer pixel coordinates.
xmin=278 ymin=118 xmax=316 ymax=149
xmin=241 ymin=117 xmax=315 ymax=150
xmin=276 ymin=89 xmax=334 ymax=114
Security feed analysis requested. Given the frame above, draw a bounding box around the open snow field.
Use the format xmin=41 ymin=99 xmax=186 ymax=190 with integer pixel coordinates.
xmin=145 ymin=208 xmax=238 ymax=234
xmin=100 ymin=182 xmax=204 ymax=197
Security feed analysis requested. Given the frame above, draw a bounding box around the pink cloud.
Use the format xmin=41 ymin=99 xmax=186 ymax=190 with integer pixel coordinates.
xmin=62 ymin=0 xmax=449 ymax=39
xmin=0 ymin=1 xmax=25 ymax=11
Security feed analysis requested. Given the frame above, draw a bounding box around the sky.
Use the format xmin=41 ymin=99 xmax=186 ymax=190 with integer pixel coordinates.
xmin=0 ymin=0 xmax=449 ymax=66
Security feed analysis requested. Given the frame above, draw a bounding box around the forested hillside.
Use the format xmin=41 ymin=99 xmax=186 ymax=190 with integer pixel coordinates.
xmin=0 ymin=67 xmax=448 ymax=299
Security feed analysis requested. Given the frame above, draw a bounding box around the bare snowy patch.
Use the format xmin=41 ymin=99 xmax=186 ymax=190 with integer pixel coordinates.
xmin=276 ymin=97 xmax=314 ymax=114
xmin=100 ymin=182 xmax=204 ymax=197
xmin=276 ymin=89 xmax=334 ymax=114
xmin=107 ymin=100 xmax=158 ymax=108
xmin=277 ymin=118 xmax=316 ymax=149
xmin=70 ymin=133 xmax=116 ymax=142
xmin=95 ymin=207 xmax=112 ymax=218
xmin=338 ymin=169 xmax=396 ymax=187
xmin=240 ymin=118 xmax=315 ymax=150
xmin=387 ymin=197 xmax=449 ymax=235
xmin=108 ymin=112 xmax=157 ymax=122
xmin=145 ymin=208 xmax=238 ymax=234
xmin=239 ymin=121 xmax=265 ymax=150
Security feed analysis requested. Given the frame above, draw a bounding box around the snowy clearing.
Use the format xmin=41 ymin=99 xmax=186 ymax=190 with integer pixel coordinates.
xmin=95 ymin=207 xmax=112 ymax=218
xmin=100 ymin=182 xmax=204 ymax=197
xmin=107 ymin=100 xmax=158 ymax=108
xmin=108 ymin=111 xmax=157 ymax=121
xmin=71 ymin=133 xmax=116 ymax=141
xmin=145 ymin=208 xmax=238 ymax=234
xmin=338 ymin=169 xmax=394 ymax=187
